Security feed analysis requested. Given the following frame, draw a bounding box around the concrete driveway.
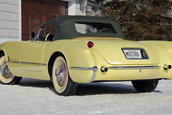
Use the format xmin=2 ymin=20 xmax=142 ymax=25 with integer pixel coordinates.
xmin=0 ymin=78 xmax=172 ymax=115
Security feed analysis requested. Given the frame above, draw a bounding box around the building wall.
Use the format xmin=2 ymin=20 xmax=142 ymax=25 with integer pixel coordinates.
xmin=0 ymin=0 xmax=21 ymax=43
xmin=0 ymin=0 xmax=84 ymax=43
xmin=68 ymin=0 xmax=85 ymax=15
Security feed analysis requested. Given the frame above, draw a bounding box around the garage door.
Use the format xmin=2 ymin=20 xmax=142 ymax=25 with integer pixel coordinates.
xmin=22 ymin=0 xmax=68 ymax=41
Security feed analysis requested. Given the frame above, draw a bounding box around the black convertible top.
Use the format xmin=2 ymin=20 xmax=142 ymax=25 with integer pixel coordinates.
xmin=41 ymin=15 xmax=125 ymax=40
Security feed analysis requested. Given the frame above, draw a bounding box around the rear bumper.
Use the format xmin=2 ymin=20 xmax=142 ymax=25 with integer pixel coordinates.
xmin=70 ymin=65 xmax=164 ymax=83
xmin=70 ymin=66 xmax=98 ymax=83
xmin=108 ymin=65 xmax=160 ymax=69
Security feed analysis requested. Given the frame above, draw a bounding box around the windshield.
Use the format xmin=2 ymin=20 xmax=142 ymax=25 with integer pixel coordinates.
xmin=34 ymin=25 xmax=55 ymax=41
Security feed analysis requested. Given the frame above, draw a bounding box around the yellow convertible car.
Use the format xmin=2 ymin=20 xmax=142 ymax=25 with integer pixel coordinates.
xmin=0 ymin=16 xmax=172 ymax=96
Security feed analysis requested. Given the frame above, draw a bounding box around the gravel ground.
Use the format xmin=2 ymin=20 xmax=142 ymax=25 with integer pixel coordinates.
xmin=0 ymin=78 xmax=172 ymax=115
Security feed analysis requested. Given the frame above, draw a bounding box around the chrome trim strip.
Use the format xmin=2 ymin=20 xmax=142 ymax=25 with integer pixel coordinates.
xmin=70 ymin=66 xmax=98 ymax=83
xmin=7 ymin=61 xmax=47 ymax=66
xmin=70 ymin=66 xmax=98 ymax=71
xmin=108 ymin=66 xmax=160 ymax=69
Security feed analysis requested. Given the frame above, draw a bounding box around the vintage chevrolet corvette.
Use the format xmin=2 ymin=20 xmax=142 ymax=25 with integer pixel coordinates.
xmin=0 ymin=16 xmax=172 ymax=96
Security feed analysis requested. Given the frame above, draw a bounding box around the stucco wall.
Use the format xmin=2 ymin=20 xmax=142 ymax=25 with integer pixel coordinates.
xmin=0 ymin=0 xmax=20 ymax=43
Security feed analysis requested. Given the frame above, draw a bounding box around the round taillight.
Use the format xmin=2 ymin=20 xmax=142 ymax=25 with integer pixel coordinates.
xmin=87 ymin=41 xmax=94 ymax=48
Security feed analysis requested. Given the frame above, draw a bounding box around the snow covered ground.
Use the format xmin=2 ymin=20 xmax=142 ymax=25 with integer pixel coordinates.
xmin=0 ymin=78 xmax=172 ymax=115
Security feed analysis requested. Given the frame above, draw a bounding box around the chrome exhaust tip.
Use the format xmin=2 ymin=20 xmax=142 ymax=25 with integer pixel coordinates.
xmin=100 ymin=66 xmax=108 ymax=72
xmin=163 ymin=64 xmax=172 ymax=70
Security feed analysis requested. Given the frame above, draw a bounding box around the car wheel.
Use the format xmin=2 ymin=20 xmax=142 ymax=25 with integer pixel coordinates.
xmin=132 ymin=80 xmax=159 ymax=92
xmin=0 ymin=54 xmax=22 ymax=84
xmin=52 ymin=56 xmax=77 ymax=96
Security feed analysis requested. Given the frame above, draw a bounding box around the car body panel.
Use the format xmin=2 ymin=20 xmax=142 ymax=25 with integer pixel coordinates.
xmin=1 ymin=37 xmax=172 ymax=83
xmin=0 ymin=16 xmax=172 ymax=83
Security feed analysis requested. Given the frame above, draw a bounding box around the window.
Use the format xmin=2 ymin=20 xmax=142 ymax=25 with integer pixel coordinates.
xmin=75 ymin=22 xmax=116 ymax=34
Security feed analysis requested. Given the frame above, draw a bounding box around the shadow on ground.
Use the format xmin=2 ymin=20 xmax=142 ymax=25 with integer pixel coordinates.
xmin=19 ymin=78 xmax=53 ymax=88
xmin=76 ymin=83 xmax=137 ymax=95
xmin=19 ymin=78 xmax=161 ymax=96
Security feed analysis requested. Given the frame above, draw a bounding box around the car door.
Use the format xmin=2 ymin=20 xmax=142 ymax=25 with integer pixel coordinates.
xmin=20 ymin=41 xmax=49 ymax=79
xmin=20 ymin=21 xmax=55 ymax=79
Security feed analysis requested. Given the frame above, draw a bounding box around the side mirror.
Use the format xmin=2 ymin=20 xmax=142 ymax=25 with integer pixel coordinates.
xmin=31 ymin=32 xmax=36 ymax=39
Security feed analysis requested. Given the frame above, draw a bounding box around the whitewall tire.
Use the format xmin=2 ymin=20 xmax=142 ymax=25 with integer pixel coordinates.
xmin=52 ymin=56 xmax=77 ymax=96
xmin=0 ymin=54 xmax=22 ymax=84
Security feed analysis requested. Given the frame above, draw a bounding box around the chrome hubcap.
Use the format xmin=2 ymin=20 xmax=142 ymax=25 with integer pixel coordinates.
xmin=55 ymin=63 xmax=67 ymax=87
xmin=0 ymin=62 xmax=13 ymax=79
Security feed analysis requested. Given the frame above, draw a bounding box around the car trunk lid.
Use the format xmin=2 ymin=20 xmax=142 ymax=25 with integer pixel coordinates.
xmin=86 ymin=38 xmax=159 ymax=65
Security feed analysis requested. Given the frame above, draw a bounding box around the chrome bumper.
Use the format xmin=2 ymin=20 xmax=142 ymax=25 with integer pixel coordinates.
xmin=108 ymin=65 xmax=161 ymax=69
xmin=70 ymin=65 xmax=161 ymax=82
xmin=70 ymin=66 xmax=98 ymax=71
xmin=70 ymin=66 xmax=98 ymax=83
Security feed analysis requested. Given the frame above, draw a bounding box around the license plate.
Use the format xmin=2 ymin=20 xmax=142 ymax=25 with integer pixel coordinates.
xmin=123 ymin=49 xmax=142 ymax=59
